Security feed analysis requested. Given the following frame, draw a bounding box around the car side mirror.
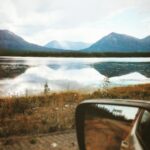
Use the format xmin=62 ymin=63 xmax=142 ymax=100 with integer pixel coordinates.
xmin=75 ymin=99 xmax=150 ymax=150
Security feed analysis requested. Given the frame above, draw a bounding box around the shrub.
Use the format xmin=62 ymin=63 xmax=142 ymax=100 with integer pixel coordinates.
xmin=29 ymin=138 xmax=37 ymax=144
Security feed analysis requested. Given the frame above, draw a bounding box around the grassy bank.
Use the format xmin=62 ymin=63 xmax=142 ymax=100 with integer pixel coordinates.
xmin=0 ymin=84 xmax=150 ymax=138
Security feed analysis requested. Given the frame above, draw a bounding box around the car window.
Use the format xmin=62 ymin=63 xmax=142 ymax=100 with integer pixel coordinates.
xmin=137 ymin=110 xmax=150 ymax=150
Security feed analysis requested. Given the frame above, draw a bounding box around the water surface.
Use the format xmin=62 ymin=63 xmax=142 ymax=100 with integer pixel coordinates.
xmin=0 ymin=57 xmax=150 ymax=96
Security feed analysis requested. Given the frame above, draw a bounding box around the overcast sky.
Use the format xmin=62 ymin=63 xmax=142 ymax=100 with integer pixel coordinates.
xmin=0 ymin=0 xmax=150 ymax=45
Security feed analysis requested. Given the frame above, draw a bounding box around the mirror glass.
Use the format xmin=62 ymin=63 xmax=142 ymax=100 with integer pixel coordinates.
xmin=84 ymin=104 xmax=139 ymax=150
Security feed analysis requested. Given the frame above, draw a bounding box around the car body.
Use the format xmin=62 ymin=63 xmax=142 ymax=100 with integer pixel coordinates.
xmin=75 ymin=99 xmax=150 ymax=150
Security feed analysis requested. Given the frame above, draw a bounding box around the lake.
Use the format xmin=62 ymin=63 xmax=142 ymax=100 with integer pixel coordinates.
xmin=0 ymin=56 xmax=150 ymax=96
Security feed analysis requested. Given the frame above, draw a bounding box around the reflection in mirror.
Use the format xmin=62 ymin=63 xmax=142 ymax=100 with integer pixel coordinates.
xmin=84 ymin=104 xmax=139 ymax=150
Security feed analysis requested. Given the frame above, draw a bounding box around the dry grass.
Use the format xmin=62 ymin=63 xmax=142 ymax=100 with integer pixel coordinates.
xmin=0 ymin=84 xmax=149 ymax=138
xmin=0 ymin=92 xmax=87 ymax=137
xmin=92 ymin=83 xmax=150 ymax=100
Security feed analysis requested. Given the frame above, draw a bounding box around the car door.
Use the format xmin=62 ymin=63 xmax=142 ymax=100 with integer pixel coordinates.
xmin=135 ymin=110 xmax=150 ymax=150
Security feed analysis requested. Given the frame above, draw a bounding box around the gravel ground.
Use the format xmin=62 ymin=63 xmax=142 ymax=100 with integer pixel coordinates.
xmin=0 ymin=130 xmax=78 ymax=150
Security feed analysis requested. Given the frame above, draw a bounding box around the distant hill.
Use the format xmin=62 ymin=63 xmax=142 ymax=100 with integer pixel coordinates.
xmin=0 ymin=30 xmax=150 ymax=56
xmin=83 ymin=32 xmax=150 ymax=52
xmin=141 ymin=35 xmax=150 ymax=49
xmin=45 ymin=40 xmax=91 ymax=50
xmin=0 ymin=30 xmax=59 ymax=52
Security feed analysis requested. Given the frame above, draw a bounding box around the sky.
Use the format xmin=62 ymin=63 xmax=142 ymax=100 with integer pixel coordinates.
xmin=0 ymin=0 xmax=150 ymax=45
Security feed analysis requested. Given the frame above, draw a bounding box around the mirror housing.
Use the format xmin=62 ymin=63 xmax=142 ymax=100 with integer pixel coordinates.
xmin=75 ymin=99 xmax=150 ymax=150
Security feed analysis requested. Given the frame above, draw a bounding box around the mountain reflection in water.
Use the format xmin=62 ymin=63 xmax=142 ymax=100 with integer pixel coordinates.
xmin=0 ymin=57 xmax=150 ymax=96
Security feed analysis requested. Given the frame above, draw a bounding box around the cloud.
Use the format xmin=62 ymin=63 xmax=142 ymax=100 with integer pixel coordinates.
xmin=0 ymin=0 xmax=149 ymax=44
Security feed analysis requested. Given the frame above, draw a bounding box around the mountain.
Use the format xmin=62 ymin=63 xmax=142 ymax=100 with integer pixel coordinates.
xmin=45 ymin=40 xmax=91 ymax=50
xmin=142 ymin=36 xmax=150 ymax=49
xmin=0 ymin=30 xmax=150 ymax=54
xmin=84 ymin=32 xmax=150 ymax=52
xmin=0 ymin=30 xmax=57 ymax=52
